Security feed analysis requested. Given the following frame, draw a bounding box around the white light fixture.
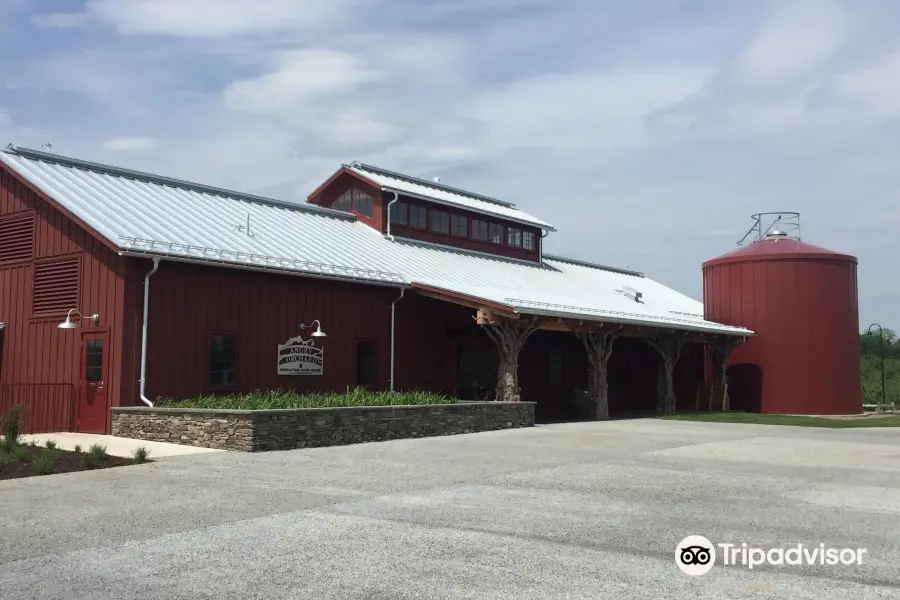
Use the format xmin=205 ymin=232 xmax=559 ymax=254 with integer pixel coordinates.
xmin=58 ymin=309 xmax=99 ymax=330
xmin=299 ymin=319 xmax=327 ymax=338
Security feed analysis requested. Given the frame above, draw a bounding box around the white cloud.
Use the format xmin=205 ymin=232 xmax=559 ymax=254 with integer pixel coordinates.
xmin=737 ymin=0 xmax=846 ymax=84
xmin=310 ymin=111 xmax=403 ymax=148
xmin=6 ymin=0 xmax=900 ymax=328
xmin=473 ymin=66 xmax=713 ymax=154
xmin=223 ymin=50 xmax=380 ymax=116
xmin=83 ymin=0 xmax=360 ymax=38
xmin=103 ymin=136 xmax=158 ymax=151
xmin=834 ymin=50 xmax=900 ymax=117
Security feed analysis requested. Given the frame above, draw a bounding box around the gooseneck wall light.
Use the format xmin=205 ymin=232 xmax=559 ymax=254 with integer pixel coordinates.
xmin=57 ymin=309 xmax=100 ymax=330
xmin=299 ymin=320 xmax=327 ymax=338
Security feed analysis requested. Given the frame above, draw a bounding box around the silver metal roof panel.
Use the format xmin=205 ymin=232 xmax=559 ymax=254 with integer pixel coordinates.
xmin=0 ymin=146 xmax=750 ymax=336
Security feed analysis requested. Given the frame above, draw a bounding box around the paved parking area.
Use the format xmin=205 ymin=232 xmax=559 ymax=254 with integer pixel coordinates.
xmin=1 ymin=419 xmax=898 ymax=599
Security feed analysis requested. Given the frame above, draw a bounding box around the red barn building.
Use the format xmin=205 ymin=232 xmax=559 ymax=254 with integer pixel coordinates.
xmin=0 ymin=145 xmax=750 ymax=434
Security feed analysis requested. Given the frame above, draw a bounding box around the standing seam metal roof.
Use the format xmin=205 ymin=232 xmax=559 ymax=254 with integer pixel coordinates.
xmin=0 ymin=145 xmax=750 ymax=336
xmin=346 ymin=162 xmax=555 ymax=231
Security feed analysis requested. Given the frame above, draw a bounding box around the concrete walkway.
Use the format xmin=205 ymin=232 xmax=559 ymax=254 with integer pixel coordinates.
xmin=22 ymin=432 xmax=223 ymax=458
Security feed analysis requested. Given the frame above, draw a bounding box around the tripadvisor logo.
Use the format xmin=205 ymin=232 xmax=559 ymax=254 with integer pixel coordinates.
xmin=676 ymin=536 xmax=868 ymax=576
xmin=676 ymin=535 xmax=716 ymax=576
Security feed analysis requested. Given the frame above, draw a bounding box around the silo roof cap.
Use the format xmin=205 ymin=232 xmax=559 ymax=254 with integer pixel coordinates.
xmin=703 ymin=238 xmax=857 ymax=268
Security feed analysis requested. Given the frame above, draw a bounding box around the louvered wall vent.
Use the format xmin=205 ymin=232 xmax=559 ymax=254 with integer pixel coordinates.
xmin=0 ymin=211 xmax=35 ymax=263
xmin=32 ymin=256 xmax=80 ymax=316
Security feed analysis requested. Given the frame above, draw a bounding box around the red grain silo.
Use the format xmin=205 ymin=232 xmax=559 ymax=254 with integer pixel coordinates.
xmin=703 ymin=214 xmax=860 ymax=415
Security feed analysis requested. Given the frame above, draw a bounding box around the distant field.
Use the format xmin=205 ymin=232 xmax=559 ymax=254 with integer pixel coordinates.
xmin=661 ymin=412 xmax=900 ymax=428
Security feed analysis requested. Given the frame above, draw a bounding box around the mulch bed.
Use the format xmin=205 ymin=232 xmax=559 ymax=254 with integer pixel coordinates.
xmin=0 ymin=445 xmax=135 ymax=481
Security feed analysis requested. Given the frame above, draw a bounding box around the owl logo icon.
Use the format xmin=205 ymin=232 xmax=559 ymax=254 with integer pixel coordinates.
xmin=676 ymin=535 xmax=716 ymax=576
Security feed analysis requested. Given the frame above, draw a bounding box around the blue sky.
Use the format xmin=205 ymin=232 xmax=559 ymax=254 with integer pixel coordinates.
xmin=1 ymin=0 xmax=898 ymax=329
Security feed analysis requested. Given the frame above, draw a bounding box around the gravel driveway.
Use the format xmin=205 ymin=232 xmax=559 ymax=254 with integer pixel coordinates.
xmin=1 ymin=419 xmax=898 ymax=599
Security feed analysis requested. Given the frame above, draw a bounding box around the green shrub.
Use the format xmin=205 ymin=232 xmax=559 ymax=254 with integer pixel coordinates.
xmin=1 ymin=405 xmax=22 ymax=452
xmin=132 ymin=446 xmax=152 ymax=463
xmin=12 ymin=445 xmax=27 ymax=461
xmin=32 ymin=450 xmax=56 ymax=476
xmin=44 ymin=440 xmax=57 ymax=451
xmin=73 ymin=444 xmax=82 ymax=453
xmin=87 ymin=443 xmax=107 ymax=460
xmin=81 ymin=453 xmax=98 ymax=470
xmin=0 ymin=451 xmax=11 ymax=470
xmin=156 ymin=388 xmax=456 ymax=410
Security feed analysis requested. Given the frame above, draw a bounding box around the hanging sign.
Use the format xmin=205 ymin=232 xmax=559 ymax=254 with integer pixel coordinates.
xmin=277 ymin=335 xmax=324 ymax=375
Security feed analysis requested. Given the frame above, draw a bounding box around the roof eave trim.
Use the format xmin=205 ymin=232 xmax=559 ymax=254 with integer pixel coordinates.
xmin=508 ymin=304 xmax=754 ymax=336
xmin=381 ymin=186 xmax=555 ymax=231
xmin=119 ymin=249 xmax=408 ymax=289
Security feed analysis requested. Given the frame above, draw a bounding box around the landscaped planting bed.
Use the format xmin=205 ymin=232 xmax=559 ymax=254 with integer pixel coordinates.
xmin=0 ymin=443 xmax=137 ymax=481
xmin=155 ymin=388 xmax=458 ymax=410
xmin=115 ymin=388 xmax=534 ymax=452
xmin=1 ymin=406 xmax=152 ymax=480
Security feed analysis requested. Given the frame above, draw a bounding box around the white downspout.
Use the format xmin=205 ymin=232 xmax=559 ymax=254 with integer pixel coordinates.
xmin=539 ymin=229 xmax=549 ymax=262
xmin=139 ymin=257 xmax=161 ymax=407
xmin=389 ymin=287 xmax=406 ymax=391
xmin=385 ymin=191 xmax=399 ymax=240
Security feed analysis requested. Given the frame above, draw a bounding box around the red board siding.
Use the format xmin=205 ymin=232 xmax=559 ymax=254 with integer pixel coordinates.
xmin=0 ymin=164 xmax=129 ymax=433
xmin=0 ymin=383 xmax=76 ymax=434
xmin=703 ymin=255 xmax=860 ymax=415
xmin=308 ymin=172 xmax=384 ymax=231
xmin=141 ymin=261 xmax=399 ymax=401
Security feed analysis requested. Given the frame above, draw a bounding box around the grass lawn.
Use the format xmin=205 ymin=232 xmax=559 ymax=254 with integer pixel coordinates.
xmin=157 ymin=388 xmax=457 ymax=410
xmin=661 ymin=412 xmax=900 ymax=428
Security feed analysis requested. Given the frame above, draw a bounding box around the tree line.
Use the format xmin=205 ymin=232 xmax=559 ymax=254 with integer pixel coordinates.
xmin=860 ymin=328 xmax=899 ymax=407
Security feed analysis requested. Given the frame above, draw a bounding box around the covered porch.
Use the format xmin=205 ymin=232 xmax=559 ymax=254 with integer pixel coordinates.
xmin=408 ymin=285 xmax=750 ymax=422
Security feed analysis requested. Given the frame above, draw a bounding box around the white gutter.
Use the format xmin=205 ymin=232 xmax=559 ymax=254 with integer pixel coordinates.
xmin=139 ymin=257 xmax=161 ymax=406
xmin=539 ymin=229 xmax=549 ymax=262
xmin=389 ymin=287 xmax=407 ymax=391
xmin=385 ymin=191 xmax=399 ymax=240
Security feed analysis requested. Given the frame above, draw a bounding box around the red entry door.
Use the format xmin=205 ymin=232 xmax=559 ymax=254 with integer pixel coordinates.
xmin=77 ymin=332 xmax=109 ymax=433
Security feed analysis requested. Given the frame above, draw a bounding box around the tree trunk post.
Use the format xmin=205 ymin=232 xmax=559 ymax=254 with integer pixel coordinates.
xmin=708 ymin=337 xmax=742 ymax=411
xmin=479 ymin=314 xmax=537 ymax=402
xmin=646 ymin=334 xmax=687 ymax=415
xmin=575 ymin=329 xmax=618 ymax=420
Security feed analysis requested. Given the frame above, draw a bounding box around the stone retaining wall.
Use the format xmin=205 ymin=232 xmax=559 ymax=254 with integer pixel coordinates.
xmin=111 ymin=402 xmax=535 ymax=452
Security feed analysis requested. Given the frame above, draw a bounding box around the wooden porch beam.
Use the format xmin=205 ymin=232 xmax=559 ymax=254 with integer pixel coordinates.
xmin=413 ymin=288 xmax=519 ymax=320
